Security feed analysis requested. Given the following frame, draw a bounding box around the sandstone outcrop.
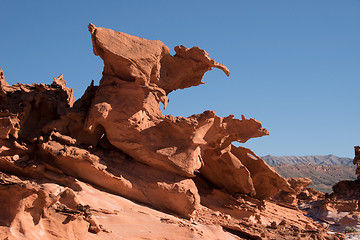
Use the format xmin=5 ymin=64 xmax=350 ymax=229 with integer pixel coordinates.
xmin=83 ymin=23 xmax=291 ymax=198
xmin=0 ymin=25 xmax=340 ymax=239
xmin=302 ymin=180 xmax=360 ymax=233
xmin=274 ymin=177 xmax=324 ymax=206
xmin=0 ymin=73 xmax=73 ymax=139
xmin=353 ymin=146 xmax=360 ymax=180
xmin=300 ymin=147 xmax=360 ymax=234
xmin=39 ymin=140 xmax=200 ymax=217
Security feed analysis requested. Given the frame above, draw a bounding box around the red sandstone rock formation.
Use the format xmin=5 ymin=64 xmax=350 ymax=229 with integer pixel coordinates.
xmin=303 ymin=180 xmax=360 ymax=233
xmin=83 ymin=23 xmax=291 ymax=197
xmin=300 ymin=147 xmax=360 ymax=234
xmin=274 ymin=177 xmax=325 ymax=206
xmin=0 ymin=26 xmax=342 ymax=239
xmin=353 ymin=146 xmax=360 ymax=180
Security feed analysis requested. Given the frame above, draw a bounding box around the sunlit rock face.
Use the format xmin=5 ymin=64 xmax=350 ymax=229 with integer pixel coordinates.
xmin=2 ymin=25 xmax=342 ymax=240
xmin=85 ymin=24 xmax=290 ymax=198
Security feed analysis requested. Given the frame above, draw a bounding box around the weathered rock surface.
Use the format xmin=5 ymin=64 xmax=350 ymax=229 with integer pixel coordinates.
xmin=0 ymin=25 xmax=341 ymax=239
xmin=84 ymin=23 xmax=290 ymax=198
xmin=0 ymin=172 xmax=241 ymax=240
xmin=39 ymin=140 xmax=200 ymax=218
xmin=274 ymin=177 xmax=325 ymax=206
xmin=0 ymin=73 xmax=74 ymax=139
xmin=299 ymin=147 xmax=360 ymax=234
xmin=86 ymin=24 xmax=233 ymax=178
xmin=353 ymin=146 xmax=360 ymax=180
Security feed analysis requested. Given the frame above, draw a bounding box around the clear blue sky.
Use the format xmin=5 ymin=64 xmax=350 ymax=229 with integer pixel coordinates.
xmin=1 ymin=1 xmax=360 ymax=157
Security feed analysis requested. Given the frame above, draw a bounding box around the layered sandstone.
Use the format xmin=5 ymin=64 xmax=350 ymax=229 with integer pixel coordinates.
xmin=298 ymin=147 xmax=360 ymax=234
xmin=0 ymin=25 xmax=341 ymax=239
xmin=274 ymin=177 xmax=325 ymax=206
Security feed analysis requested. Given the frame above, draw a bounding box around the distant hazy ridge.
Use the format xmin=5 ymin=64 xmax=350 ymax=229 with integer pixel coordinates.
xmin=262 ymin=155 xmax=356 ymax=193
xmin=262 ymin=155 xmax=353 ymax=166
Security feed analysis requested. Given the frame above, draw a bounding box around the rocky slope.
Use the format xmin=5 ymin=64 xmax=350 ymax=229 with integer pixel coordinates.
xmin=302 ymin=178 xmax=360 ymax=233
xmin=273 ymin=164 xmax=356 ymax=193
xmin=268 ymin=148 xmax=360 ymax=233
xmin=263 ymin=155 xmax=356 ymax=193
xmin=0 ymin=24 xmax=343 ymax=239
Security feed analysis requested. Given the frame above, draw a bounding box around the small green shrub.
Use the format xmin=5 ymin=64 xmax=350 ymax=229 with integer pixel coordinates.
xmin=344 ymin=226 xmax=357 ymax=233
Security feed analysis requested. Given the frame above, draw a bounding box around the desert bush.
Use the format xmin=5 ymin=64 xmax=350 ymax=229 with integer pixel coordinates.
xmin=344 ymin=226 xmax=357 ymax=233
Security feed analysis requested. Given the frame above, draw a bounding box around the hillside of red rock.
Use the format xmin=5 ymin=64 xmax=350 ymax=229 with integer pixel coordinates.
xmin=0 ymin=24 xmax=344 ymax=239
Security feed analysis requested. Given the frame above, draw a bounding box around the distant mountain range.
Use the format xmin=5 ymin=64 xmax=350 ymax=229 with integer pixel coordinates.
xmin=262 ymin=154 xmax=353 ymax=166
xmin=262 ymin=155 xmax=356 ymax=193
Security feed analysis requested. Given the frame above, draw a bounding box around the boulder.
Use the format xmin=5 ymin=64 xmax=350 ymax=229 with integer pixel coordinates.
xmin=287 ymin=178 xmax=312 ymax=191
